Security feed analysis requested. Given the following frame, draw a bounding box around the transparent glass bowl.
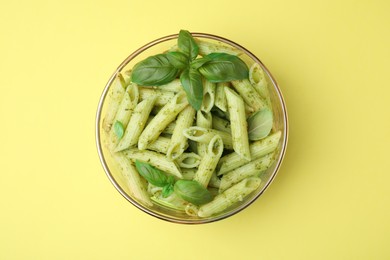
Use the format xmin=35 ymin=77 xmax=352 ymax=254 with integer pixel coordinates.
xmin=96 ymin=33 xmax=288 ymax=224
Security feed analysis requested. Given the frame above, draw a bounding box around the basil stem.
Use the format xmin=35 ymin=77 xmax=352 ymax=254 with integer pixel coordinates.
xmin=180 ymin=68 xmax=203 ymax=111
xmin=131 ymin=54 xmax=179 ymax=86
xmin=198 ymin=53 xmax=248 ymax=82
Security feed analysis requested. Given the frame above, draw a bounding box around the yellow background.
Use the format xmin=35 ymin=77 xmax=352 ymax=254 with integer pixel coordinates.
xmin=1 ymin=0 xmax=389 ymax=259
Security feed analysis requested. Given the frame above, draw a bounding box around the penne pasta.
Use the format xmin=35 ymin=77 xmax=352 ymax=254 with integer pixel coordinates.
xmin=249 ymin=63 xmax=271 ymax=107
xmin=113 ymin=153 xmax=152 ymax=206
xmin=193 ymin=135 xmax=224 ymax=187
xmin=215 ymin=82 xmax=229 ymax=112
xmin=167 ymin=106 xmax=196 ymax=160
xmin=183 ymin=126 xmax=233 ymax=150
xmin=108 ymin=84 xmax=139 ymax=150
xmin=139 ymin=87 xmax=175 ymax=106
xmin=123 ymin=149 xmax=182 ymax=178
xmin=138 ymin=91 xmax=188 ymax=150
xmin=196 ymin=39 xmax=244 ymax=56
xmin=198 ymin=177 xmax=262 ymax=218
xmin=201 ymin=79 xmax=216 ymax=112
xmin=115 ymin=96 xmax=157 ymax=151
xmin=231 ymin=79 xmax=267 ymax=112
xmin=158 ymin=79 xmax=183 ymax=92
xmin=196 ymin=110 xmax=212 ymax=156
xmin=176 ymin=152 xmax=201 ymax=168
xmin=146 ymin=136 xmax=171 ymax=154
xmin=103 ymin=73 xmax=126 ymax=132
xmin=218 ymin=131 xmax=281 ymax=175
xmin=219 ymin=153 xmax=274 ymax=191
xmin=224 ymin=87 xmax=251 ymax=161
xmin=212 ymin=115 xmax=231 ymax=133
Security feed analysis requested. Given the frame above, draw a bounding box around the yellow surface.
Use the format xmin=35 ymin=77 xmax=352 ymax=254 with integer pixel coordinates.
xmin=1 ymin=0 xmax=389 ymax=259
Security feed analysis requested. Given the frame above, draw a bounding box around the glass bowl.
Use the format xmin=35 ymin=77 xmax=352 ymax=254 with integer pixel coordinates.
xmin=96 ymin=32 xmax=288 ymax=224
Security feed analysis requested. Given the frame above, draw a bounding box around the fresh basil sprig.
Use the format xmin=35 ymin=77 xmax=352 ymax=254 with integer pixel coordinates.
xmin=135 ymin=160 xmax=175 ymax=197
xmin=130 ymin=29 xmax=249 ymax=110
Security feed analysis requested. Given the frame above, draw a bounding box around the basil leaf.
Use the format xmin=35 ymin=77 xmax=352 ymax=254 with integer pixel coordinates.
xmin=174 ymin=180 xmax=213 ymax=205
xmin=162 ymin=184 xmax=174 ymax=198
xmin=178 ymin=30 xmax=199 ymax=61
xmin=113 ymin=120 xmax=124 ymax=139
xmin=198 ymin=53 xmax=248 ymax=82
xmin=135 ymin=160 xmax=170 ymax=187
xmin=247 ymin=108 xmax=273 ymax=140
xmin=131 ymin=54 xmax=179 ymax=86
xmin=180 ymin=68 xmax=203 ymax=111
xmin=166 ymin=52 xmax=189 ymax=69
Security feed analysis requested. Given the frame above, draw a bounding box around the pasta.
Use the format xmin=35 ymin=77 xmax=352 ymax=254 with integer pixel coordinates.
xmin=167 ymin=106 xmax=196 ymax=160
xmin=201 ymin=79 xmax=216 ymax=112
xmin=183 ymin=126 xmax=234 ymax=150
xmin=198 ymin=177 xmax=261 ymax=217
xmin=214 ymin=82 xmax=229 ymax=112
xmin=138 ymin=91 xmax=188 ymax=150
xmin=224 ymin=87 xmax=251 ymax=161
xmin=193 ymin=135 xmax=224 ymax=187
xmin=103 ymin=73 xmax=126 ymax=132
xmin=219 ymin=153 xmax=274 ymax=191
xmin=217 ymin=131 xmax=281 ymax=175
xmin=231 ymin=79 xmax=266 ymax=112
xmin=107 ymin=84 xmax=139 ymax=150
xmin=115 ymin=96 xmax=157 ymax=152
xmin=113 ymin=153 xmax=152 ymax=207
xmin=101 ymin=32 xmax=283 ymax=218
xmin=196 ymin=110 xmax=212 ymax=156
xmin=123 ymin=149 xmax=182 ymax=178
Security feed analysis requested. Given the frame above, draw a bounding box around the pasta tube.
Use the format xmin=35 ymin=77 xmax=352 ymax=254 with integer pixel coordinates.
xmin=231 ymin=79 xmax=266 ymax=112
xmin=224 ymin=87 xmax=251 ymax=161
xmin=159 ymin=79 xmax=182 ymax=92
xmin=212 ymin=116 xmax=231 ymax=133
xmin=183 ymin=126 xmax=233 ymax=150
xmin=193 ymin=135 xmax=224 ymax=187
xmin=139 ymin=87 xmax=175 ymax=106
xmin=198 ymin=177 xmax=261 ymax=217
xmin=215 ymin=82 xmax=229 ymax=112
xmin=176 ymin=153 xmax=201 ymax=168
xmin=196 ymin=39 xmax=243 ymax=56
xmin=123 ymin=149 xmax=182 ymax=178
xmin=108 ymin=84 xmax=139 ymax=150
xmin=146 ymin=136 xmax=171 ymax=154
xmin=146 ymin=116 xmax=176 ymax=135
xmin=219 ymin=153 xmax=274 ymax=191
xmin=196 ymin=110 xmax=212 ymax=156
xmin=103 ymin=73 xmax=126 ymax=132
xmin=115 ymin=96 xmax=157 ymax=151
xmin=167 ymin=106 xmax=196 ymax=160
xmin=138 ymin=91 xmax=188 ymax=150
xmin=218 ymin=131 xmax=281 ymax=175
xmin=113 ymin=153 xmax=152 ymax=206
xmin=201 ymin=79 xmax=216 ymax=112
xmin=249 ymin=63 xmax=271 ymax=108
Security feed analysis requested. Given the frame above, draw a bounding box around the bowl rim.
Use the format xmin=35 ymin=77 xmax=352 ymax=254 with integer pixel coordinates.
xmin=95 ymin=32 xmax=289 ymax=224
